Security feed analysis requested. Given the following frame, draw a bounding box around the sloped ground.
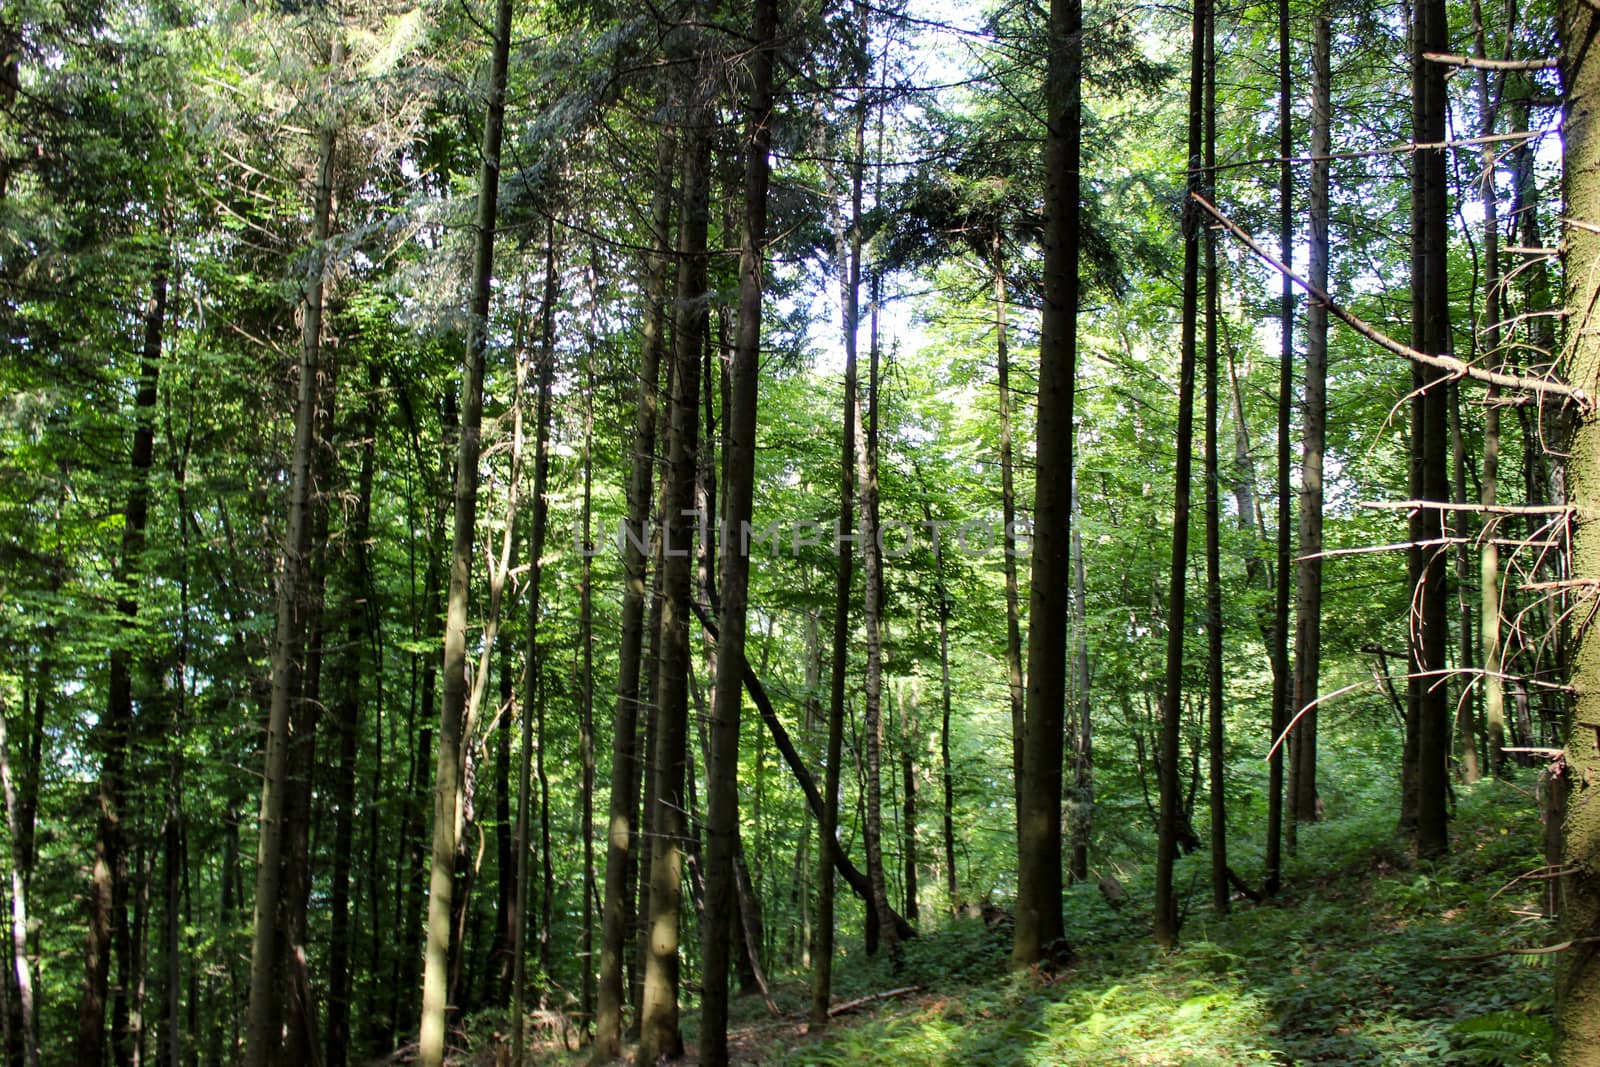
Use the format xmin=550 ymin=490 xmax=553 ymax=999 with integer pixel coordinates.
xmin=757 ymin=785 xmax=1554 ymax=1067
xmin=506 ymin=784 xmax=1554 ymax=1066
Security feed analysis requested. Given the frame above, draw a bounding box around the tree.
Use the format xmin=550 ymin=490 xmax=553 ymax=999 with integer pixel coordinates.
xmin=418 ymin=0 xmax=513 ymax=1060
xmin=1012 ymin=0 xmax=1081 ymax=968
xmin=1154 ymin=0 xmax=1206 ymax=949
xmin=700 ymin=0 xmax=775 ymax=1055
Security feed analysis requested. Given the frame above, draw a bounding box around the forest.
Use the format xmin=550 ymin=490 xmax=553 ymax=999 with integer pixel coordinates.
xmin=4 ymin=0 xmax=1600 ymax=1062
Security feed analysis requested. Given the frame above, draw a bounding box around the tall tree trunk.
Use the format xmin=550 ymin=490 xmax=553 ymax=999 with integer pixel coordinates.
xmin=1473 ymin=0 xmax=1505 ymax=781
xmin=1069 ymin=469 xmax=1093 ymax=884
xmin=1556 ymin=0 xmax=1600 ymax=1053
xmin=1293 ymin=0 xmax=1331 ymax=828
xmin=810 ymin=132 xmax=863 ymax=1024
xmin=595 ymin=130 xmax=674 ymax=1060
xmin=900 ymin=681 xmax=919 ymax=924
xmin=1013 ymin=0 xmax=1081 ymax=968
xmin=637 ymin=97 xmax=711 ymax=1067
xmin=700 ymin=0 xmax=774 ymax=1057
xmin=417 ymin=0 xmax=512 ymax=1059
xmin=1409 ymin=0 xmax=1452 ymax=860
xmin=1156 ymin=0 xmax=1205 ymax=948
xmin=1264 ymin=0 xmax=1292 ymax=893
xmin=995 ymin=236 xmax=1026 ymax=842
xmin=326 ymin=359 xmax=377 ymax=1067
xmin=579 ymin=362 xmax=597 ymax=1036
xmin=0 ymin=701 xmax=39 ymax=1067
xmin=935 ymin=533 xmax=957 ymax=904
xmin=511 ymin=222 xmax=559 ymax=1065
xmin=82 ymin=253 xmax=168 ymax=1067
xmin=1202 ymin=0 xmax=1227 ymax=917
xmin=859 ymin=268 xmax=896 ymax=957
xmin=245 ymin=36 xmax=339 ymax=1065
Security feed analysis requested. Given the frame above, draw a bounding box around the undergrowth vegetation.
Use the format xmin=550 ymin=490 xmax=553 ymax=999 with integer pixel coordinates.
xmin=741 ymin=783 xmax=1555 ymax=1066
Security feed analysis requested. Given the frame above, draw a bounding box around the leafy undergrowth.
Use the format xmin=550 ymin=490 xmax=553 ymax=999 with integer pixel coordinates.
xmin=509 ymin=783 xmax=1554 ymax=1066
xmin=760 ymin=784 xmax=1553 ymax=1067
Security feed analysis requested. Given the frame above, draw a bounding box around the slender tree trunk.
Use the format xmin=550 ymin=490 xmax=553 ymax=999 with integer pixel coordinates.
xmin=1265 ymin=0 xmax=1291 ymax=893
xmin=326 ymin=359 xmax=377 ymax=1067
xmin=810 ymin=76 xmax=865 ymax=1027
xmin=1202 ymin=1 xmax=1227 ymax=917
xmin=511 ymin=222 xmax=559 ymax=1065
xmin=1472 ymin=0 xmax=1505 ymax=781
xmin=0 ymin=702 xmax=38 ymax=1067
xmin=1156 ymin=0 xmax=1205 ymax=948
xmin=637 ymin=99 xmax=711 ymax=1067
xmin=700 ymin=0 xmax=774 ymax=1057
xmin=580 ymin=362 xmax=597 ymax=1037
xmin=995 ymin=237 xmax=1025 ymax=841
xmin=418 ymin=1 xmax=512 ymax=1059
xmin=245 ymin=37 xmax=339 ymax=1066
xmin=595 ymin=129 xmax=674 ymax=1061
xmin=1293 ymin=0 xmax=1331 ymax=828
xmin=900 ymin=681 xmax=919 ymax=924
xmin=858 ymin=267 xmax=896 ymax=957
xmin=1012 ymin=0 xmax=1080 ymax=969
xmin=82 ymin=253 xmax=168 ymax=1067
xmin=1409 ymin=0 xmax=1452 ymax=860
xmin=1069 ymin=469 xmax=1093 ymax=884
xmin=936 ymin=548 xmax=957 ymax=904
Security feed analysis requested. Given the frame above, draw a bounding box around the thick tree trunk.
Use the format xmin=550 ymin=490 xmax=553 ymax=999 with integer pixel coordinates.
xmin=1012 ymin=0 xmax=1080 ymax=969
xmin=417 ymin=1 xmax=511 ymax=1059
xmin=637 ymin=102 xmax=711 ymax=1067
xmin=1556 ymin=0 xmax=1600 ymax=1053
xmin=1409 ymin=0 xmax=1452 ymax=860
xmin=1155 ymin=0 xmax=1204 ymax=949
xmin=700 ymin=0 xmax=773 ymax=1057
xmin=595 ymin=130 xmax=674 ymax=1060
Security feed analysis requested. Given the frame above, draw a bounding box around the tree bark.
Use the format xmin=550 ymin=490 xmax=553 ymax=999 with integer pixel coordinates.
xmin=995 ymin=237 xmax=1025 ymax=843
xmin=1155 ymin=0 xmax=1205 ymax=949
xmin=0 ymin=701 xmax=39 ymax=1067
xmin=1292 ymin=0 xmax=1331 ymax=826
xmin=700 ymin=0 xmax=774 ymax=1057
xmin=637 ymin=97 xmax=711 ymax=1067
xmin=417 ymin=0 xmax=511 ymax=1059
xmin=1409 ymin=0 xmax=1452 ymax=860
xmin=1203 ymin=0 xmax=1227 ymax=917
xmin=1012 ymin=0 xmax=1081 ymax=969
xmin=595 ymin=127 xmax=674 ymax=1060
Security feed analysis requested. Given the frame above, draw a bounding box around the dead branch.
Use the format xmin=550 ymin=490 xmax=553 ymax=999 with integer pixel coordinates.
xmin=1439 ymin=936 xmax=1600 ymax=963
xmin=1423 ymin=51 xmax=1559 ymax=70
xmin=1192 ymin=193 xmax=1592 ymax=411
xmin=1359 ymin=499 xmax=1573 ymax=515
xmin=826 ymin=986 xmax=923 ymax=1017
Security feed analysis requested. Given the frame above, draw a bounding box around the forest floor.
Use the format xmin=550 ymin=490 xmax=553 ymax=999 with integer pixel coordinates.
xmin=509 ymin=783 xmax=1555 ymax=1066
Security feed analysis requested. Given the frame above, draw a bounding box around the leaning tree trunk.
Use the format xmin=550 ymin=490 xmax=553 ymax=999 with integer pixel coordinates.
xmin=700 ymin=0 xmax=774 ymax=1058
xmin=417 ymin=0 xmax=511 ymax=1061
xmin=1012 ymin=0 xmax=1081 ymax=969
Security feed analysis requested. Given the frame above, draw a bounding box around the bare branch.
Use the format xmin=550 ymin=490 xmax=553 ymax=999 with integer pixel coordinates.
xmin=1192 ymin=194 xmax=1593 ymax=411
